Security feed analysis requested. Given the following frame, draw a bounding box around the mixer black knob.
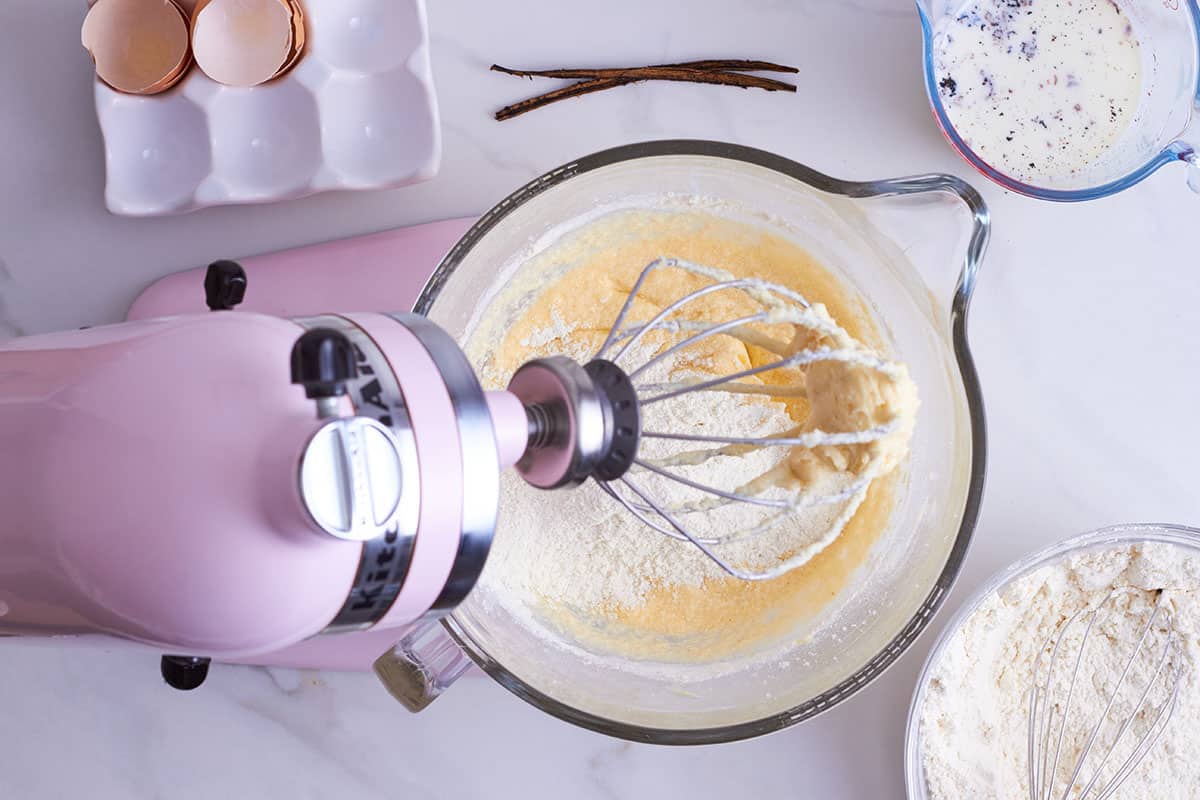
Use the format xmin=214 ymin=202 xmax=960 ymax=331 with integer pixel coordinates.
xmin=291 ymin=329 xmax=358 ymax=401
xmin=161 ymin=655 xmax=211 ymax=691
xmin=204 ymin=260 xmax=247 ymax=311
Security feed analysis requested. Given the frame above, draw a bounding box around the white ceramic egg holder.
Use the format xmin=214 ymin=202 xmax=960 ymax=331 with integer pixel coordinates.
xmin=90 ymin=0 xmax=440 ymax=216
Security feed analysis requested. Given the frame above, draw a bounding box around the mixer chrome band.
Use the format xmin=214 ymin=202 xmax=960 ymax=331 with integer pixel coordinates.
xmin=388 ymin=313 xmax=499 ymax=612
xmin=295 ymin=314 xmax=421 ymax=633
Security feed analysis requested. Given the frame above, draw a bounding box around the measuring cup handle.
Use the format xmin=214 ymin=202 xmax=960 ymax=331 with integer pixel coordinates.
xmin=374 ymin=618 xmax=474 ymax=712
xmin=1169 ymin=98 xmax=1200 ymax=191
xmin=1175 ymin=144 xmax=1200 ymax=193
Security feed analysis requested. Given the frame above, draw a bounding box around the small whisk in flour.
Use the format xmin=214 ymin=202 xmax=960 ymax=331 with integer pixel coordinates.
xmin=920 ymin=542 xmax=1199 ymax=800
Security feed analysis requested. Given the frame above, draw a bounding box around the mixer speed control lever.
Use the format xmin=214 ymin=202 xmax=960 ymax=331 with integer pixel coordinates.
xmin=291 ymin=328 xmax=358 ymax=420
xmin=290 ymin=327 xmax=405 ymax=544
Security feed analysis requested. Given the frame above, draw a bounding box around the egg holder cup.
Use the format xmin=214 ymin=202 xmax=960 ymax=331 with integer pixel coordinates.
xmin=87 ymin=0 xmax=441 ymax=216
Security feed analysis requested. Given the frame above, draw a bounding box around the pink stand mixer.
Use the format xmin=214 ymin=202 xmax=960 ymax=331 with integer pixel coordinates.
xmin=0 ymin=256 xmax=919 ymax=693
xmin=0 ymin=259 xmax=648 ymax=689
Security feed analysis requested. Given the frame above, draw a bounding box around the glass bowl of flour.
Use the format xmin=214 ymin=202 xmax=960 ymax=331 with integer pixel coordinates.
xmin=917 ymin=0 xmax=1200 ymax=200
xmin=906 ymin=522 xmax=1200 ymax=799
xmin=386 ymin=140 xmax=990 ymax=742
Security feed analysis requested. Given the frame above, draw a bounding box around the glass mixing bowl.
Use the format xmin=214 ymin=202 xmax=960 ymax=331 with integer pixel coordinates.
xmin=917 ymin=0 xmax=1200 ymax=200
xmin=377 ymin=140 xmax=989 ymax=744
xmin=904 ymin=522 xmax=1200 ymax=799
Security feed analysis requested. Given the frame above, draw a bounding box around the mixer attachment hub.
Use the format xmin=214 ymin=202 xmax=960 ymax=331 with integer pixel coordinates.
xmin=507 ymin=356 xmax=642 ymax=490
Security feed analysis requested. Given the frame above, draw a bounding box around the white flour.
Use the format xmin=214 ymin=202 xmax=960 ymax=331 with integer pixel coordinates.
xmin=920 ymin=541 xmax=1200 ymax=800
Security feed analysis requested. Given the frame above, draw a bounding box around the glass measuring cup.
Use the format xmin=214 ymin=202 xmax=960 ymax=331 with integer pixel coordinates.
xmin=917 ymin=0 xmax=1200 ymax=200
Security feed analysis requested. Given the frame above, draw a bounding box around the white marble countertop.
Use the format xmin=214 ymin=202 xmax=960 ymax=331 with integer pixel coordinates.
xmin=2 ymin=0 xmax=1198 ymax=797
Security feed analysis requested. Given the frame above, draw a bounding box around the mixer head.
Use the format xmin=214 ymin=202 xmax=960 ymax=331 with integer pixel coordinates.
xmin=1027 ymin=588 xmax=1183 ymax=800
xmin=505 ymin=257 xmax=918 ymax=582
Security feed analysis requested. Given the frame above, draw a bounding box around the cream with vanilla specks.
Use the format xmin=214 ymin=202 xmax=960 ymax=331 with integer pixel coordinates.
xmin=933 ymin=0 xmax=1144 ymax=184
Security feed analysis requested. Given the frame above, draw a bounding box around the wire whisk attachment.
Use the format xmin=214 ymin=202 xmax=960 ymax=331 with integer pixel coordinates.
xmin=509 ymin=256 xmax=918 ymax=582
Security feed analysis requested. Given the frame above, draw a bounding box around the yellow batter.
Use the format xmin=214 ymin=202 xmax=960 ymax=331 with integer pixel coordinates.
xmin=470 ymin=207 xmax=916 ymax=663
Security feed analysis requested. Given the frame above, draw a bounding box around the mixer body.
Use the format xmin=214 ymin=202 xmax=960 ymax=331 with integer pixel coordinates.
xmin=0 ymin=306 xmax=528 ymax=670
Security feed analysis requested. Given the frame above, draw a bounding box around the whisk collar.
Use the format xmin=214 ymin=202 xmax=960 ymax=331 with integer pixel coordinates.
xmin=507 ymin=357 xmax=642 ymax=489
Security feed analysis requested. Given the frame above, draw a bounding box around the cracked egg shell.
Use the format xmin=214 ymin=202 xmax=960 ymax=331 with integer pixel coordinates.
xmin=82 ymin=0 xmax=192 ymax=95
xmin=273 ymin=0 xmax=308 ymax=80
xmin=191 ymin=0 xmax=296 ymax=87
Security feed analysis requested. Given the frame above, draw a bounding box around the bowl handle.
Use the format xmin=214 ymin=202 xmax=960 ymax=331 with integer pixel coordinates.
xmin=842 ymin=174 xmax=989 ymax=331
xmin=374 ymin=618 xmax=475 ymax=712
xmin=844 ymin=174 xmax=990 ymax=617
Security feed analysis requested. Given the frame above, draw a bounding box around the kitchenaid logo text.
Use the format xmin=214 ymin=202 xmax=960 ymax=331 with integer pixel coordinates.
xmin=350 ymin=527 xmax=402 ymax=614
xmin=328 ymin=342 xmax=412 ymax=627
xmin=351 ymin=343 xmax=394 ymax=428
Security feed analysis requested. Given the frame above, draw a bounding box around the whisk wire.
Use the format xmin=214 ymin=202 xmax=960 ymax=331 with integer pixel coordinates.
xmin=1070 ymin=603 xmax=1169 ymax=799
xmin=1046 ymin=602 xmax=1100 ymax=800
xmin=627 ymin=312 xmax=770 ymax=380
xmin=610 ymin=318 xmax=794 ymax=358
xmin=631 ymin=458 xmax=792 ymax=509
xmin=1039 ymin=625 xmax=1070 ymax=795
xmin=596 ymin=256 xmax=815 ymax=364
xmin=594 ymin=257 xmax=667 ymax=359
xmin=1028 ymin=590 xmax=1181 ymax=800
xmin=1096 ymin=669 xmax=1180 ymax=800
xmin=639 ymin=348 xmax=902 ymax=406
xmin=595 ymin=481 xmax=689 ymax=542
xmin=643 ymin=381 xmax=807 ymax=398
xmin=1030 ymin=600 xmax=1107 ymax=799
xmin=642 ymin=421 xmax=896 ymax=449
xmin=612 ymin=277 xmax=770 ymax=365
xmin=607 ymin=475 xmax=768 ymax=581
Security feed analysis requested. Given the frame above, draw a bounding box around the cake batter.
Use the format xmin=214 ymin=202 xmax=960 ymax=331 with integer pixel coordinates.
xmin=467 ymin=206 xmax=918 ymax=664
